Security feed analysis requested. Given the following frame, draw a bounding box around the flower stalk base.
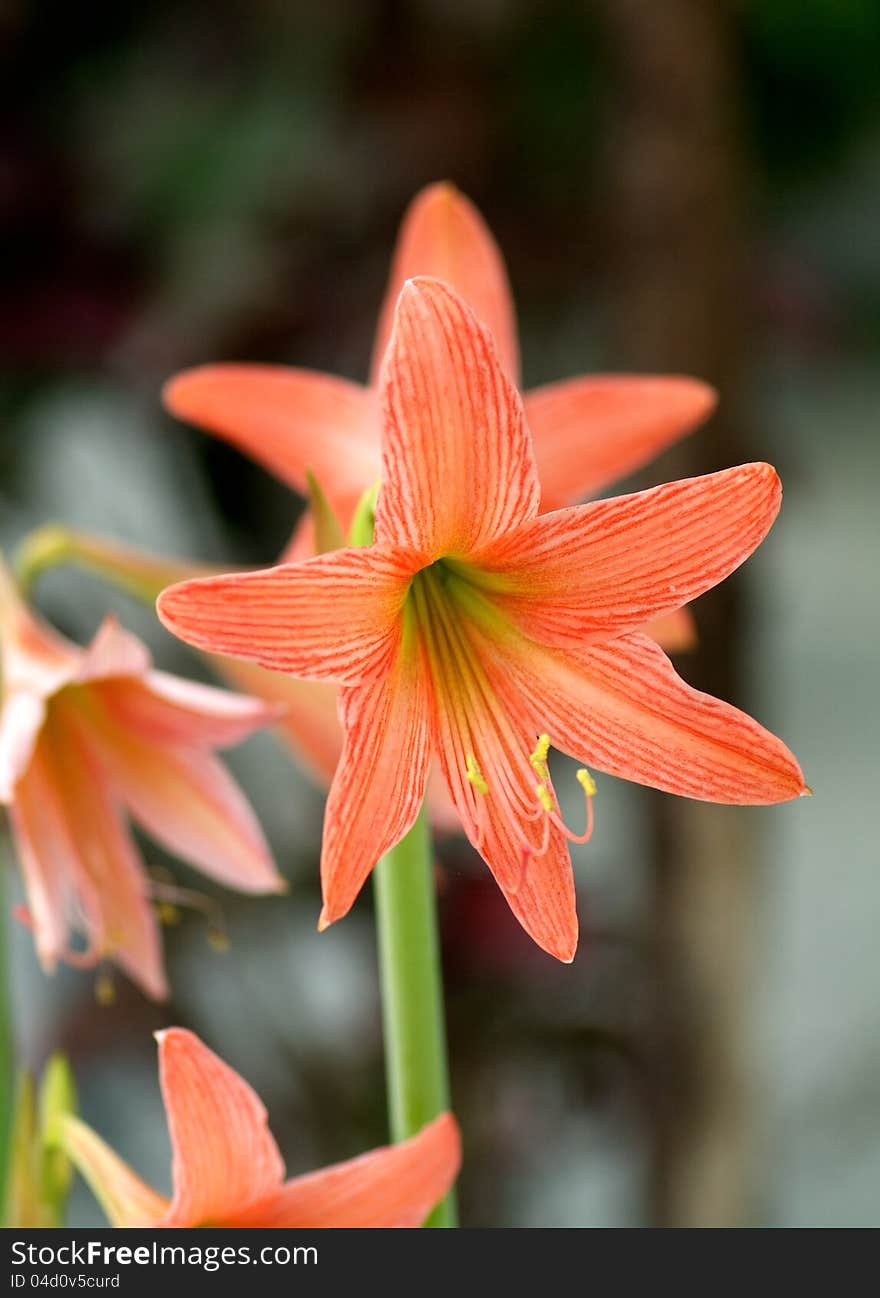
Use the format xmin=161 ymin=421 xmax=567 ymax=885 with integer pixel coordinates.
xmin=374 ymin=809 xmax=457 ymax=1228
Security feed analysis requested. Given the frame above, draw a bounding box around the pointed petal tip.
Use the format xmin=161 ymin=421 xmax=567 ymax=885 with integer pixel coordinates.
xmin=398 ymin=274 xmax=449 ymax=307
xmin=776 ymin=756 xmax=809 ymax=803
xmin=536 ymin=923 xmax=578 ymax=965
xmin=557 ymin=934 xmax=578 ymax=964
xmin=154 ymin=1026 xmax=195 ymax=1053
xmin=426 ymin=1110 xmax=463 ymax=1163
xmin=316 ymin=908 xmax=332 ymax=933
xmin=410 ymin=180 xmax=460 ymax=212
xmin=749 ymin=460 xmax=782 ymax=499
xmin=161 ymin=366 xmax=216 ymax=419
xmin=143 ymin=970 xmax=170 ymax=1003
xmin=674 ymin=375 xmax=718 ymax=419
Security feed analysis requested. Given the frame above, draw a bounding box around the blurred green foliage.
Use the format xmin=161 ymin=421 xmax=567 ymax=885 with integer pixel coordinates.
xmin=744 ymin=0 xmax=880 ymax=180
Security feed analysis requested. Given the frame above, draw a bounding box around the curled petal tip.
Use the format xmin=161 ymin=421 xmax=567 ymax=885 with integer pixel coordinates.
xmin=316 ymin=908 xmax=331 ymax=933
xmin=802 ymin=785 xmax=814 ymax=798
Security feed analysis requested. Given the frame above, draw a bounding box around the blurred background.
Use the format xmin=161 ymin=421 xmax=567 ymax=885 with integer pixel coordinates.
xmin=2 ymin=0 xmax=878 ymax=1227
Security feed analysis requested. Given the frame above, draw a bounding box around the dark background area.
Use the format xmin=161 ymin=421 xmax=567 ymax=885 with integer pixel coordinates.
xmin=2 ymin=0 xmax=878 ymax=1226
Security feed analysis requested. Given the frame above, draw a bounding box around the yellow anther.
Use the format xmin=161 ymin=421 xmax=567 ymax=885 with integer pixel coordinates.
xmin=576 ymin=768 xmax=597 ymax=797
xmin=535 ymin=783 xmax=554 ymax=813
xmin=95 ymin=973 xmax=116 ymax=1007
xmin=466 ymin=753 xmax=489 ymax=795
xmin=529 ymin=733 xmax=551 ymax=775
xmin=156 ymin=901 xmax=181 ymax=927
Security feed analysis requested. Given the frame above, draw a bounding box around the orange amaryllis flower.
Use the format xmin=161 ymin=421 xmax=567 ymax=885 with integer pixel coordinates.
xmin=0 ymin=560 xmax=284 ymax=1000
xmin=63 ymin=1028 xmax=461 ymax=1227
xmin=158 ymin=279 xmax=807 ymax=962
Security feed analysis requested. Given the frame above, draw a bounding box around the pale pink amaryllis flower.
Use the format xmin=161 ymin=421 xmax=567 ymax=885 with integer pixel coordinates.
xmin=63 ymin=1028 xmax=461 ymax=1227
xmin=161 ymin=182 xmax=711 ymax=783
xmin=158 ymin=278 xmax=807 ymax=962
xmin=0 ymin=558 xmax=285 ymax=1000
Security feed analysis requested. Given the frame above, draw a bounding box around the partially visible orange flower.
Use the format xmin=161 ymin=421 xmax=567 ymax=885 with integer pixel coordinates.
xmin=163 ymin=182 xmax=709 ymax=780
xmin=166 ymin=181 xmax=714 ymax=546
xmin=63 ymin=1028 xmax=461 ymax=1228
xmin=159 ymin=278 xmax=807 ymax=962
xmin=0 ymin=559 xmax=284 ymax=1000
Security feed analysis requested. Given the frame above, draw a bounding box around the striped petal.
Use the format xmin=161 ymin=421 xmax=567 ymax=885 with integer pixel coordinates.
xmin=319 ymin=636 xmax=432 ymax=927
xmin=420 ymin=589 xmax=577 ymax=962
xmin=163 ymin=364 xmax=377 ymax=511
xmin=94 ymin=671 xmax=282 ymax=750
xmin=156 ymin=1029 xmax=285 ymax=1227
xmin=375 ymin=278 xmax=539 ymax=561
xmin=0 ymin=690 xmax=46 ymax=802
xmin=372 ymin=182 xmax=519 ymax=383
xmin=157 ymin=548 xmax=413 ymax=685
xmin=0 ymin=557 xmax=81 ymax=698
xmin=472 ymin=464 xmax=781 ymax=649
xmin=17 ymin=706 xmax=167 ymax=999
xmin=502 ymin=631 xmax=807 ymax=804
xmin=91 ymin=716 xmax=283 ymax=895
xmin=7 ymin=754 xmax=77 ymax=978
xmin=76 ymin=616 xmax=152 ymax=683
xmin=229 ymin=1113 xmax=461 ymax=1228
xmin=526 ymin=375 xmax=716 ymax=507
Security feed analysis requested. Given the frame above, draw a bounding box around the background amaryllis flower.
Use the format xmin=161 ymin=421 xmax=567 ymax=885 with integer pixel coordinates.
xmin=0 ymin=559 xmax=285 ymax=1000
xmin=165 ymin=182 xmax=715 ymax=543
xmin=63 ymin=1028 xmax=461 ymax=1227
xmin=161 ymin=182 xmax=713 ymax=785
xmin=158 ymin=278 xmax=806 ymax=962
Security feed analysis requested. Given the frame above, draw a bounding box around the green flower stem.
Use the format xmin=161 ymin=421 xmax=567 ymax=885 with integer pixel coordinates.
xmin=373 ymin=809 xmax=457 ymax=1228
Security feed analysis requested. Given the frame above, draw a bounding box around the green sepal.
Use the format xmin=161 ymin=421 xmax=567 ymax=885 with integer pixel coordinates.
xmin=348 ymin=480 xmax=381 ymax=548
xmin=3 ymin=1055 xmax=77 ymax=1228
xmin=305 ymin=470 xmax=345 ymax=555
